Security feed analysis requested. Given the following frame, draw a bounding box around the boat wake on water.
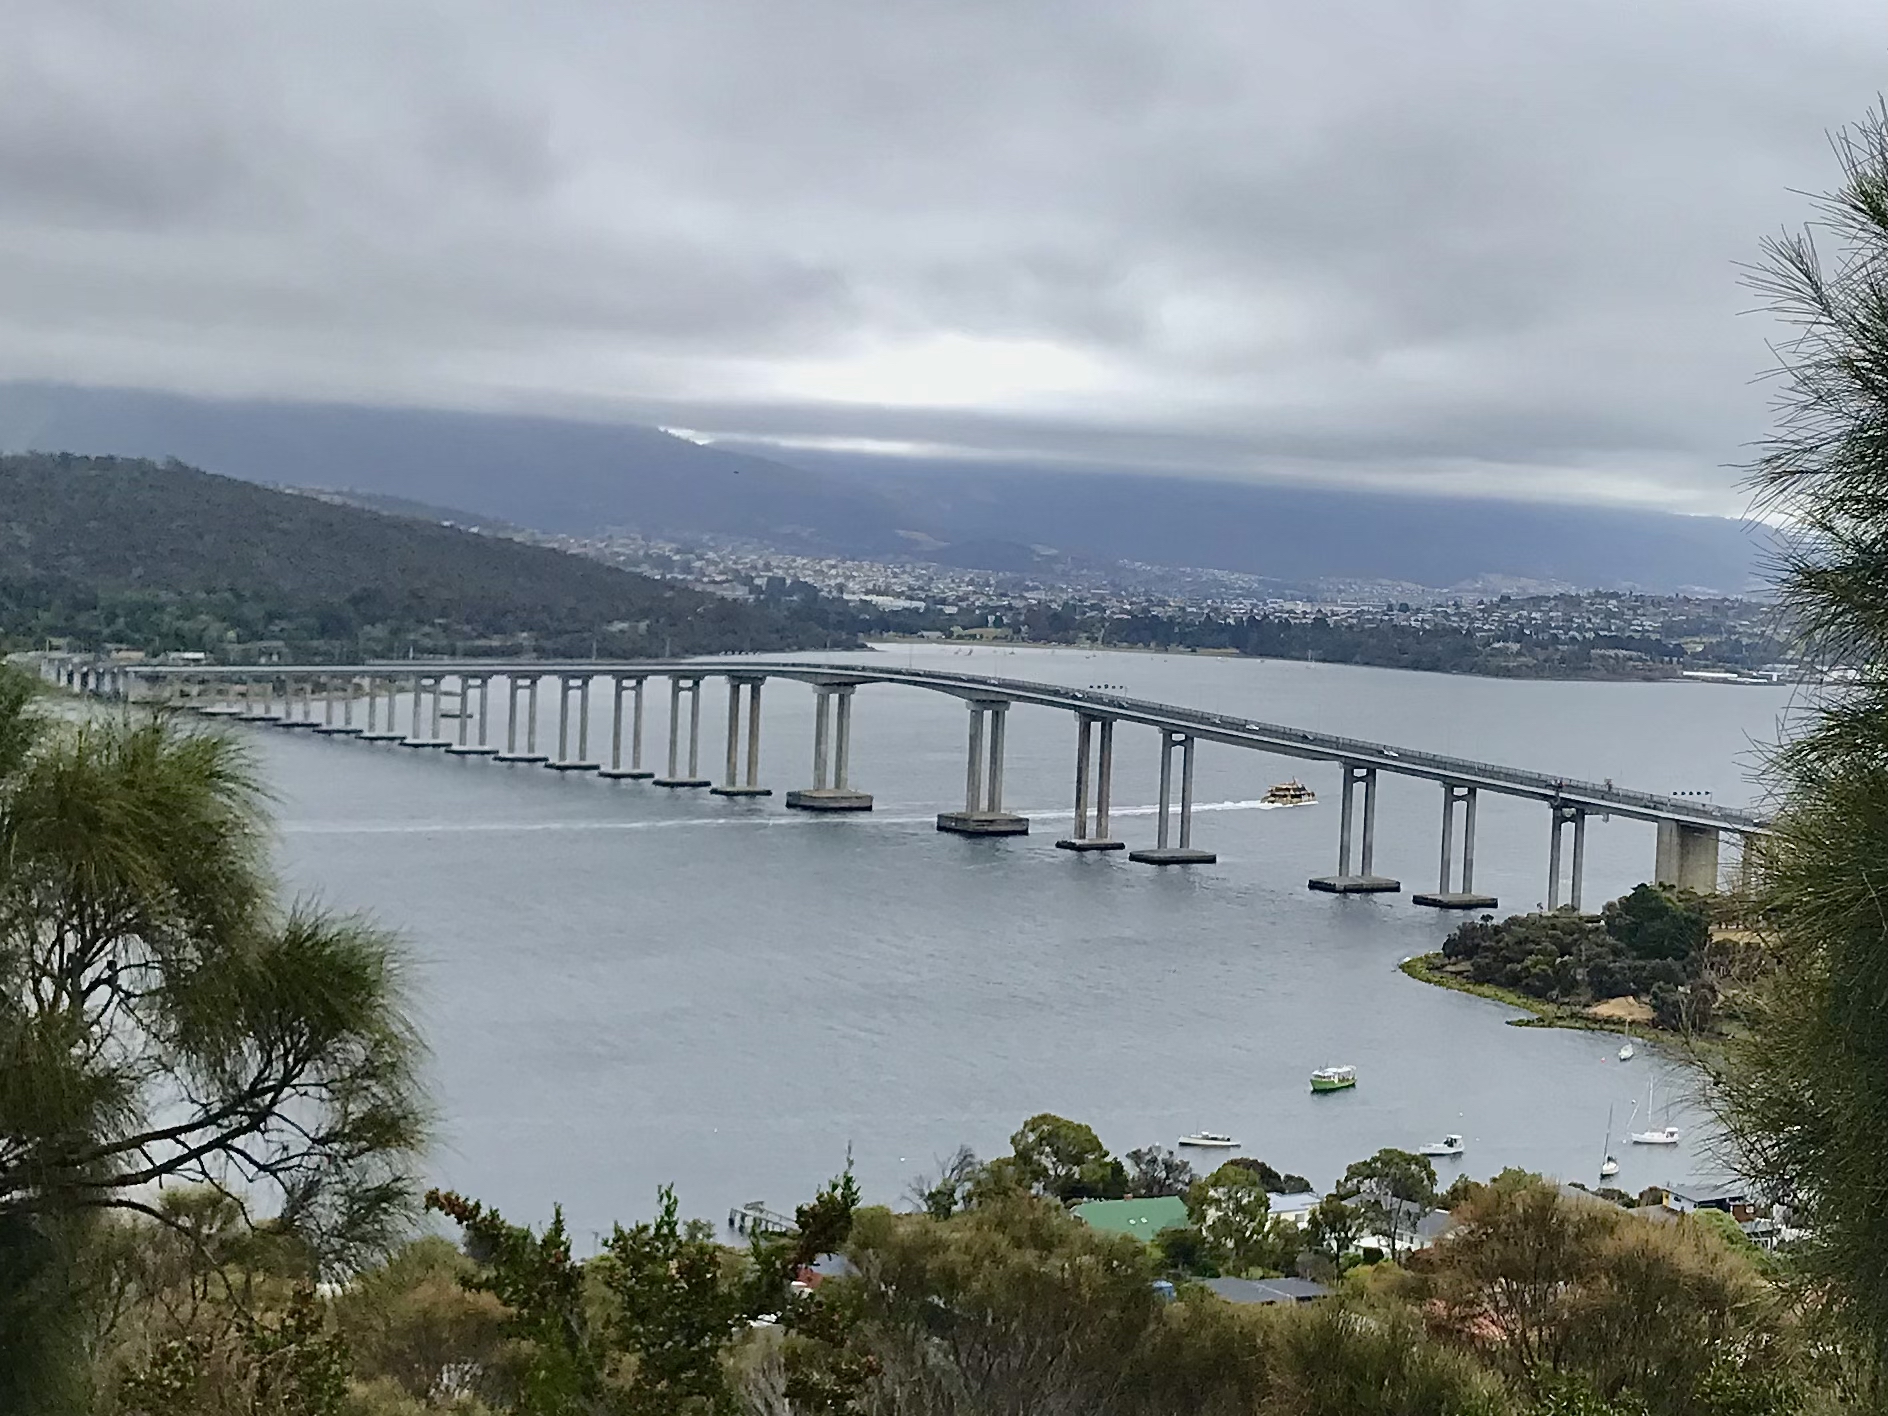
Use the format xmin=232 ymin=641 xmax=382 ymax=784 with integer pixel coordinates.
xmin=284 ymin=797 xmax=1292 ymax=836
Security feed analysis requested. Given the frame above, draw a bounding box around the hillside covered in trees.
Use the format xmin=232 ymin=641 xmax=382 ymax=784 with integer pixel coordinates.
xmin=0 ymin=453 xmax=856 ymax=660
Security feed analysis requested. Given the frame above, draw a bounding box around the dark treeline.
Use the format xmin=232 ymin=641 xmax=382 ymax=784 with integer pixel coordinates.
xmin=0 ymin=453 xmax=857 ymax=661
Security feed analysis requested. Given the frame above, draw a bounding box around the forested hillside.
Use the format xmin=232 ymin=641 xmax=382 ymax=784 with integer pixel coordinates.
xmin=0 ymin=453 xmax=856 ymax=659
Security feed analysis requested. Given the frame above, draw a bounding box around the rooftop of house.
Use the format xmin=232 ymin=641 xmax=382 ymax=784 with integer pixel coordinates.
xmin=1071 ymin=1195 xmax=1190 ymax=1240
xmin=1199 ymin=1276 xmax=1331 ymax=1306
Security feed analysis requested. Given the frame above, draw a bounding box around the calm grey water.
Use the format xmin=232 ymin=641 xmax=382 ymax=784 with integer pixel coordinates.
xmin=258 ymin=645 xmax=1799 ymax=1240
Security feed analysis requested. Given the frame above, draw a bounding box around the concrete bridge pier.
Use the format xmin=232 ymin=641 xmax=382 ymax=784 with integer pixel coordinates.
xmin=361 ymin=677 xmax=403 ymax=741
xmin=282 ymin=676 xmax=319 ymax=729
xmin=334 ymin=676 xmax=364 ymax=735
xmin=1057 ymin=715 xmax=1124 ymax=851
xmin=938 ymin=698 xmax=1027 ymax=834
xmin=655 ymin=675 xmax=712 ymax=787
xmin=495 ymin=674 xmax=547 ymax=762
xmin=447 ymin=676 xmax=500 ymax=755
xmin=601 ymin=675 xmax=654 ymax=779
xmin=787 ymin=683 xmax=873 ymax=810
xmin=1655 ymin=819 xmax=1721 ymax=894
xmin=1310 ymin=764 xmax=1399 ymax=893
xmin=312 ymin=677 xmax=342 ymax=733
xmin=1547 ymin=804 xmax=1589 ymax=911
xmin=1132 ymin=731 xmax=1216 ymax=863
xmin=712 ymin=676 xmax=771 ymax=797
xmin=1414 ymin=784 xmax=1498 ymax=908
xmin=240 ymin=676 xmax=270 ymax=721
xmin=315 ymin=675 xmax=362 ymax=735
xmin=548 ymin=675 xmax=601 ymax=771
xmin=402 ymin=674 xmax=447 ymax=747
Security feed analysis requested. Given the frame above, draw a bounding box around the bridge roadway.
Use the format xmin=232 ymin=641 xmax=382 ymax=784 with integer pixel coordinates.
xmin=47 ymin=655 xmax=1765 ymax=910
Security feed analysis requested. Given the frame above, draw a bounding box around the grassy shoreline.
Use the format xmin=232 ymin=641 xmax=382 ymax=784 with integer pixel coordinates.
xmin=1397 ymin=953 xmax=1641 ymax=1033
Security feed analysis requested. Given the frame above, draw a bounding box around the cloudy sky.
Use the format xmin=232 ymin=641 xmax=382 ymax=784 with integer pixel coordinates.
xmin=3 ymin=1 xmax=1882 ymax=511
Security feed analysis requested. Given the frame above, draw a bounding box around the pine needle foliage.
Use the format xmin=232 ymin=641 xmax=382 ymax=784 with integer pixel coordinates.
xmin=0 ymin=665 xmax=427 ymax=1405
xmin=1721 ymin=103 xmax=1888 ymax=1383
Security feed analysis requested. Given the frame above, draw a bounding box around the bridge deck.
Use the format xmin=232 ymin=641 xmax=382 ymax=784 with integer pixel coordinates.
xmin=110 ymin=657 xmax=1769 ymax=834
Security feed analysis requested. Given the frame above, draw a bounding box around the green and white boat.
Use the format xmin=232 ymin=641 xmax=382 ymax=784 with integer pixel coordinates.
xmin=1310 ymin=1065 xmax=1357 ymax=1093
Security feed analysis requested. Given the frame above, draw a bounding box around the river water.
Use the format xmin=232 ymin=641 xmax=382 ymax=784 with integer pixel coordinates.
xmin=258 ymin=645 xmax=1799 ymax=1239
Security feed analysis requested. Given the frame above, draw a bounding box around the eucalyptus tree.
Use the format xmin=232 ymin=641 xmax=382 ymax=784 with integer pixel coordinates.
xmin=1721 ymin=104 xmax=1888 ymax=1381
xmin=0 ymin=666 xmax=426 ymax=1405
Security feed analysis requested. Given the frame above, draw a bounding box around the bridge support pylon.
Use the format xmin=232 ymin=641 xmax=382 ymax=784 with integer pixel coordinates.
xmin=1413 ymin=783 xmax=1498 ymax=909
xmin=600 ymin=674 xmax=654 ymax=779
xmin=1547 ymin=803 xmax=1589 ymax=911
xmin=1131 ymin=731 xmax=1215 ymax=864
xmin=787 ymin=683 xmax=872 ymax=810
xmin=1057 ymin=715 xmax=1124 ymax=851
xmin=1309 ymin=764 xmax=1400 ymax=893
xmin=496 ymin=674 xmax=549 ymax=762
xmin=547 ymin=674 xmax=601 ymax=771
xmin=360 ymin=677 xmax=403 ymax=740
xmin=654 ymin=674 xmax=712 ymax=787
xmin=712 ymin=676 xmax=771 ymax=797
xmin=938 ymin=698 xmax=1026 ymax=834
xmin=447 ymin=675 xmax=500 ymax=755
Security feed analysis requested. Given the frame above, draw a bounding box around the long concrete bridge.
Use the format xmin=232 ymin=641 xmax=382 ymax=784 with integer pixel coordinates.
xmin=39 ymin=655 xmax=1766 ymax=909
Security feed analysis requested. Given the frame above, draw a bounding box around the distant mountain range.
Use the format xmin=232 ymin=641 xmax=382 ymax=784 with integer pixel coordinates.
xmin=0 ymin=382 xmax=1768 ymax=596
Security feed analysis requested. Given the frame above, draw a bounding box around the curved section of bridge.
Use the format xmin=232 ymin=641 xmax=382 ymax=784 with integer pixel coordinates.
xmin=39 ymin=654 xmax=1763 ymax=911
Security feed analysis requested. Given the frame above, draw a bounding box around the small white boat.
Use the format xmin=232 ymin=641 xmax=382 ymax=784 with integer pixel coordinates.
xmin=1600 ymin=1156 xmax=1620 ymax=1177
xmin=1419 ymin=1134 xmax=1464 ymax=1158
xmin=1630 ymin=1126 xmax=1681 ymax=1146
xmin=1618 ymin=1025 xmax=1635 ymax=1062
xmin=1627 ymin=1077 xmax=1679 ymax=1145
xmin=1177 ymin=1131 xmax=1239 ymax=1148
xmin=1598 ymin=1104 xmax=1620 ymax=1178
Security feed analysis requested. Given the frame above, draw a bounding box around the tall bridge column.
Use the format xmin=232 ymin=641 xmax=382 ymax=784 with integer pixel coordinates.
xmin=1414 ymin=784 xmax=1499 ymax=908
xmin=314 ymin=675 xmax=356 ymax=735
xmin=655 ymin=675 xmax=711 ymax=787
xmin=938 ymin=699 xmax=1027 ymax=835
xmin=496 ymin=673 xmax=549 ymax=762
xmin=1132 ymin=731 xmax=1216 ymax=863
xmin=787 ymin=683 xmax=873 ymax=810
xmin=1310 ymin=764 xmax=1400 ymax=893
xmin=1056 ymin=714 xmax=1124 ymax=851
xmin=1546 ymin=804 xmax=1589 ymax=911
xmin=601 ymin=675 xmax=654 ymax=779
xmin=712 ymin=676 xmax=771 ymax=797
xmin=361 ymin=677 xmax=402 ymax=741
xmin=447 ymin=676 xmax=499 ymax=755
xmin=401 ymin=674 xmax=427 ymax=744
xmin=548 ymin=675 xmax=601 ymax=771
xmin=1654 ymin=819 xmax=1720 ymax=894
xmin=284 ymin=675 xmax=318 ymax=729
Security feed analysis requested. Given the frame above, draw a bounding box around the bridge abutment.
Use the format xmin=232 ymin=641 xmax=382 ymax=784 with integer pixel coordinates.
xmin=1654 ymin=820 xmax=1720 ymax=894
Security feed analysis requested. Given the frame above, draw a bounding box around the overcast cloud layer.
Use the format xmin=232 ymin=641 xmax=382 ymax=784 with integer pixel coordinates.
xmin=2 ymin=0 xmax=1882 ymax=511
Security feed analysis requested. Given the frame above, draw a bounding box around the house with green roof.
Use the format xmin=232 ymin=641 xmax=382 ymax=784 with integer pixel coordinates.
xmin=1071 ymin=1196 xmax=1189 ymax=1241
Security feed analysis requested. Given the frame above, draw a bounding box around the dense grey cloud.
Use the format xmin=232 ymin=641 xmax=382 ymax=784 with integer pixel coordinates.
xmin=0 ymin=0 xmax=1881 ymax=510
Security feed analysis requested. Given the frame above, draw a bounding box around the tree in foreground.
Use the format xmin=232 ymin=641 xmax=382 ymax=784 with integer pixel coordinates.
xmin=1720 ymin=103 xmax=1888 ymax=1386
xmin=0 ymin=667 xmax=427 ymax=1409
